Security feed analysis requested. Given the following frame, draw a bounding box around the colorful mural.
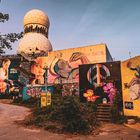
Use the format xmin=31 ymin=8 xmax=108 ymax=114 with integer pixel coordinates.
xmin=61 ymin=83 xmax=79 ymax=97
xmin=48 ymin=52 xmax=85 ymax=84
xmin=0 ymin=59 xmax=13 ymax=93
xmin=22 ymin=85 xmax=54 ymax=101
xmin=121 ymin=55 xmax=140 ymax=117
xmin=0 ymin=44 xmax=113 ymax=100
xmin=12 ymin=44 xmax=113 ymax=86
xmin=83 ymin=89 xmax=99 ymax=102
xmin=79 ymin=61 xmax=122 ymax=104
xmin=30 ymin=57 xmax=48 ymax=85
xmin=47 ymin=44 xmax=113 ymax=84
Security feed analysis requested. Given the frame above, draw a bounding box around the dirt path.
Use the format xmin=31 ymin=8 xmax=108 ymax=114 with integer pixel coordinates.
xmin=0 ymin=103 xmax=139 ymax=140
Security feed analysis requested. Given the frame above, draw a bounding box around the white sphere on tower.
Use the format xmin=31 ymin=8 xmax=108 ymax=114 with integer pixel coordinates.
xmin=18 ymin=33 xmax=52 ymax=54
xmin=24 ymin=9 xmax=50 ymax=28
xmin=17 ymin=9 xmax=52 ymax=56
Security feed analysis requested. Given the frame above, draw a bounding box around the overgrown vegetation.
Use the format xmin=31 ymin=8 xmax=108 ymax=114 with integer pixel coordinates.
xmin=24 ymin=93 xmax=98 ymax=134
xmin=13 ymin=97 xmax=40 ymax=108
xmin=111 ymin=91 xmax=127 ymax=124
xmin=14 ymin=84 xmax=138 ymax=133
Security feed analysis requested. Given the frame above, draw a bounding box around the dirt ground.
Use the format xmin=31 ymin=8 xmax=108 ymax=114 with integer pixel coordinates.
xmin=0 ymin=102 xmax=140 ymax=140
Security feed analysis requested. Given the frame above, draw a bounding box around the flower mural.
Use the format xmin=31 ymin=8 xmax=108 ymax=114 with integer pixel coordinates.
xmin=83 ymin=89 xmax=99 ymax=102
xmin=79 ymin=61 xmax=122 ymax=104
xmin=103 ymin=83 xmax=117 ymax=104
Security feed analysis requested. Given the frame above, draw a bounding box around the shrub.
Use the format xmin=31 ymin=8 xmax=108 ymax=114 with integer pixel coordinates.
xmin=53 ymin=84 xmax=63 ymax=95
xmin=25 ymin=93 xmax=98 ymax=134
xmin=111 ymin=91 xmax=125 ymax=123
xmin=60 ymin=96 xmax=92 ymax=133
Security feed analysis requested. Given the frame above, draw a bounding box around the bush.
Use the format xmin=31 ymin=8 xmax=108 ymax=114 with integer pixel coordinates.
xmin=24 ymin=93 xmax=98 ymax=134
xmin=53 ymin=84 xmax=63 ymax=95
xmin=47 ymin=95 xmax=97 ymax=133
xmin=60 ymin=96 xmax=94 ymax=133
xmin=12 ymin=97 xmax=40 ymax=109
xmin=111 ymin=91 xmax=125 ymax=123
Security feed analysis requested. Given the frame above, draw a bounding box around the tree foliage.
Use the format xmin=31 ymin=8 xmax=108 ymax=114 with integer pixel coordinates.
xmin=0 ymin=32 xmax=23 ymax=54
xmin=0 ymin=12 xmax=9 ymax=22
xmin=0 ymin=11 xmax=23 ymax=54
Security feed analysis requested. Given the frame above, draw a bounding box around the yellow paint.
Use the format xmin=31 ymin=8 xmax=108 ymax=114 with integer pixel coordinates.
xmin=46 ymin=91 xmax=51 ymax=106
xmin=48 ymin=44 xmax=110 ymax=66
xmin=33 ymin=44 xmax=109 ymax=69
xmin=121 ymin=55 xmax=140 ymax=117
xmin=41 ymin=92 xmax=47 ymax=107
xmin=47 ymin=44 xmax=112 ymax=84
xmin=31 ymin=43 xmax=112 ymax=84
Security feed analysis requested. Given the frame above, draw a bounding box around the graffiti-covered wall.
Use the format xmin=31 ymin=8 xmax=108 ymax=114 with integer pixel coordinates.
xmin=0 ymin=56 xmax=21 ymax=94
xmin=121 ymin=55 xmax=140 ymax=117
xmin=0 ymin=44 xmax=113 ymax=97
xmin=47 ymin=44 xmax=113 ymax=84
xmin=79 ymin=61 xmax=122 ymax=104
xmin=24 ymin=44 xmax=113 ymax=85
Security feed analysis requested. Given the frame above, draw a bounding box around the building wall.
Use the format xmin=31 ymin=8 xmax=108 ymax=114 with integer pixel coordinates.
xmin=79 ymin=61 xmax=122 ymax=104
xmin=106 ymin=46 xmax=113 ymax=62
xmin=47 ymin=44 xmax=112 ymax=84
xmin=0 ymin=44 xmax=113 ymax=86
xmin=121 ymin=55 xmax=140 ymax=117
xmin=9 ymin=59 xmax=20 ymax=81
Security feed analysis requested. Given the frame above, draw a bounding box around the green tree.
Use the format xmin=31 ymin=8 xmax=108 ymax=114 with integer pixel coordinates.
xmin=0 ymin=11 xmax=23 ymax=54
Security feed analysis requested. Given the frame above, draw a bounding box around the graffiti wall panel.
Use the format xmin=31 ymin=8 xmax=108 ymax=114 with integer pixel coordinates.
xmin=0 ymin=57 xmax=23 ymax=97
xmin=121 ymin=55 xmax=140 ymax=117
xmin=61 ymin=83 xmax=79 ymax=97
xmin=0 ymin=59 xmax=12 ymax=93
xmin=30 ymin=57 xmax=48 ymax=85
xmin=47 ymin=44 xmax=113 ymax=84
xmin=9 ymin=59 xmax=20 ymax=81
xmin=22 ymin=85 xmax=54 ymax=101
xmin=79 ymin=61 xmax=122 ymax=104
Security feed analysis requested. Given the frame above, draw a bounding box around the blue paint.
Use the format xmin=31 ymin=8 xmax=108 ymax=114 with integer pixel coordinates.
xmin=22 ymin=85 xmax=54 ymax=101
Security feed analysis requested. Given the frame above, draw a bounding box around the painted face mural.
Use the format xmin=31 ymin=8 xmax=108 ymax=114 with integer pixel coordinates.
xmin=48 ymin=44 xmax=110 ymax=84
xmin=48 ymin=52 xmax=89 ymax=84
xmin=31 ymin=57 xmax=47 ymax=85
xmin=0 ymin=59 xmax=11 ymax=80
xmin=0 ymin=59 xmax=12 ymax=93
xmin=79 ymin=61 xmax=122 ymax=104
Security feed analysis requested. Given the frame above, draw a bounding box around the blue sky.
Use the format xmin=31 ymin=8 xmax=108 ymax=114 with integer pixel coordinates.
xmin=1 ymin=0 xmax=140 ymax=60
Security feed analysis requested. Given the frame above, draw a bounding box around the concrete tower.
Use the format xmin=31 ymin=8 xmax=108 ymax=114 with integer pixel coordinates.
xmin=17 ymin=9 xmax=52 ymax=56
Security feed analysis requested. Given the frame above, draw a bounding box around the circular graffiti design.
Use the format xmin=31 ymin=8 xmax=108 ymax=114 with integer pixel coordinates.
xmin=87 ymin=64 xmax=110 ymax=87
